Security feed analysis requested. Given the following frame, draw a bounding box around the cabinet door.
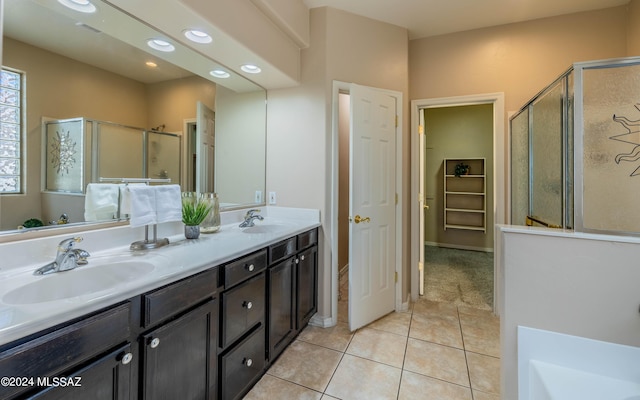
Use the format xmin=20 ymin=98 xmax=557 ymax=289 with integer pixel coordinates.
xmin=29 ymin=344 xmax=133 ymax=400
xmin=268 ymin=257 xmax=295 ymax=361
xmin=141 ymin=299 xmax=217 ymax=400
xmin=297 ymin=246 xmax=318 ymax=330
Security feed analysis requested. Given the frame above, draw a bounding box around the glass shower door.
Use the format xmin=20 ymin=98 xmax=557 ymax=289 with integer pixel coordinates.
xmin=510 ymin=109 xmax=529 ymax=225
xmin=530 ymin=79 xmax=565 ymax=228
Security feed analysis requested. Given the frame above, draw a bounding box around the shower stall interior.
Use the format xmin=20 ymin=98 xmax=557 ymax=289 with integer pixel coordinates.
xmin=510 ymin=56 xmax=640 ymax=236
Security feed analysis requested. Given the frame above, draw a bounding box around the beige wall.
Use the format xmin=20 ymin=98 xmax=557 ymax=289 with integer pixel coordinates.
xmin=267 ymin=7 xmax=409 ymax=321
xmin=147 ymin=76 xmax=216 ymax=133
xmin=627 ymin=0 xmax=640 ymax=55
xmin=424 ymin=104 xmax=494 ymax=251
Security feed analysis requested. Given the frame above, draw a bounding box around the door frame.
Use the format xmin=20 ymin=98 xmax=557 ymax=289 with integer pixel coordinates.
xmin=329 ymin=80 xmax=404 ymax=326
xmin=410 ymin=93 xmax=505 ymax=311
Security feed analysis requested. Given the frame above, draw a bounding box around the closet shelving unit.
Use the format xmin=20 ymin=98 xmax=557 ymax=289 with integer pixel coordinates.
xmin=443 ymin=158 xmax=486 ymax=232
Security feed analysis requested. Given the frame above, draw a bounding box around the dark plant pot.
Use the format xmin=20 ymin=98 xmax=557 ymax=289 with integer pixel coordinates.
xmin=185 ymin=225 xmax=200 ymax=239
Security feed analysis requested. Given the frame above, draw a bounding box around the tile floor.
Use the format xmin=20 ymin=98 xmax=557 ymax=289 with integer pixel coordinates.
xmin=244 ymin=297 xmax=500 ymax=400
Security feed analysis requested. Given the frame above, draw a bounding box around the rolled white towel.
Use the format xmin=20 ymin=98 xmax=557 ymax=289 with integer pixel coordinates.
xmin=155 ymin=184 xmax=182 ymax=223
xmin=84 ymin=183 xmax=119 ymax=221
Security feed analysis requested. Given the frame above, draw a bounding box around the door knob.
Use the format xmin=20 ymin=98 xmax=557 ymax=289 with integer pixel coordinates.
xmin=424 ymin=205 xmax=430 ymax=210
xmin=351 ymin=215 xmax=371 ymax=224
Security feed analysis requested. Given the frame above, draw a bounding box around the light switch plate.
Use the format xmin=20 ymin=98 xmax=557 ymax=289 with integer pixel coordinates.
xmin=268 ymin=192 xmax=276 ymax=205
xmin=255 ymin=190 xmax=263 ymax=203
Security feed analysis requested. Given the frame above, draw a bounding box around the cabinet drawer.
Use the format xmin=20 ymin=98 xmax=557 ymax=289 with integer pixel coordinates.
xmin=143 ymin=267 xmax=217 ymax=327
xmin=297 ymin=228 xmax=318 ymax=251
xmin=221 ymin=272 xmax=265 ymax=348
xmin=223 ymin=249 xmax=267 ymax=288
xmin=0 ymin=303 xmax=130 ymax=400
xmin=269 ymin=237 xmax=296 ymax=265
xmin=220 ymin=326 xmax=265 ymax=400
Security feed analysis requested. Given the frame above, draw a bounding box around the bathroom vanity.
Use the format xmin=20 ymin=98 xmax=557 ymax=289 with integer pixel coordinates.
xmin=0 ymin=208 xmax=319 ymax=400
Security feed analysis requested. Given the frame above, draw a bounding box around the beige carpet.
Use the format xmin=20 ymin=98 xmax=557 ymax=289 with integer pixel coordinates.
xmin=423 ymin=246 xmax=494 ymax=311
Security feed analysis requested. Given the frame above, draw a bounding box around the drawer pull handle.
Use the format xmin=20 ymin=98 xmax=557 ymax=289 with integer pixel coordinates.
xmin=246 ymin=264 xmax=255 ymax=272
xmin=149 ymin=338 xmax=160 ymax=349
xmin=243 ymin=358 xmax=253 ymax=367
xmin=121 ymin=352 xmax=133 ymax=365
xmin=243 ymin=301 xmax=253 ymax=310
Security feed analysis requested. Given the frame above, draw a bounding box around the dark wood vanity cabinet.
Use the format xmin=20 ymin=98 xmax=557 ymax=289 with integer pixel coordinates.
xmin=29 ymin=343 xmax=133 ymax=400
xmin=296 ymin=244 xmax=318 ymax=329
xmin=0 ymin=227 xmax=318 ymax=400
xmin=218 ymin=250 xmax=267 ymax=400
xmin=267 ymin=228 xmax=318 ymax=363
xmin=139 ymin=267 xmax=219 ymax=400
xmin=0 ymin=303 xmax=132 ymax=400
xmin=140 ymin=299 xmax=217 ymax=400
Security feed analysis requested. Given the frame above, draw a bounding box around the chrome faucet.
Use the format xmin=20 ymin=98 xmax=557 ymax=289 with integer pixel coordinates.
xmin=239 ymin=209 xmax=264 ymax=228
xmin=33 ymin=237 xmax=90 ymax=275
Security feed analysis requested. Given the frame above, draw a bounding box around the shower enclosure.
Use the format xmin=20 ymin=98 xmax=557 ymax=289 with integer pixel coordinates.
xmin=44 ymin=117 xmax=181 ymax=193
xmin=510 ymin=56 xmax=640 ymax=235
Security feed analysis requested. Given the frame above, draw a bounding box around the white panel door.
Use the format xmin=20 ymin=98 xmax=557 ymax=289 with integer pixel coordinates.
xmin=348 ymin=84 xmax=396 ymax=331
xmin=196 ymin=101 xmax=215 ymax=193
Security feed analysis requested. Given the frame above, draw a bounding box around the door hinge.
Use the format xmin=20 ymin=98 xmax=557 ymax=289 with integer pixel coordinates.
xmin=395 ymin=193 xmax=398 ymax=205
xmin=395 ymin=271 xmax=398 ymax=283
xmin=395 ymin=115 xmax=398 ymax=128
xmin=418 ymin=125 xmax=424 ymax=135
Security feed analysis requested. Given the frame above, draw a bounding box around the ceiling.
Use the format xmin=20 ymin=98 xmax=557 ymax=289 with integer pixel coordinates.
xmin=303 ymin=0 xmax=631 ymax=39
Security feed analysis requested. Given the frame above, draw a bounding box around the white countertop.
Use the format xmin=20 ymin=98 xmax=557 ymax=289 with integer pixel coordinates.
xmin=0 ymin=207 xmax=320 ymax=346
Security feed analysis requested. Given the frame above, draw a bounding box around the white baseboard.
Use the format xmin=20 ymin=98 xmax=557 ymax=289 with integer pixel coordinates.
xmin=309 ymin=314 xmax=335 ymax=328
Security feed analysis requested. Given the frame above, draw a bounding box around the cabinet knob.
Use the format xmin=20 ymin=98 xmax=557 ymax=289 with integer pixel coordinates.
xmin=295 ymin=258 xmax=299 ymax=264
xmin=246 ymin=264 xmax=255 ymax=272
xmin=243 ymin=301 xmax=253 ymax=310
xmin=120 ymin=352 xmax=133 ymax=365
xmin=243 ymin=358 xmax=253 ymax=367
xmin=149 ymin=337 xmax=160 ymax=349
xmin=301 ymin=255 xmax=305 ymax=261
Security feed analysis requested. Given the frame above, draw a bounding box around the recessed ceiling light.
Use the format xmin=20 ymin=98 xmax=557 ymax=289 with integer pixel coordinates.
xmin=183 ymin=29 xmax=212 ymax=44
xmin=58 ymin=0 xmax=96 ymax=13
xmin=210 ymin=69 xmax=230 ymax=79
xmin=146 ymin=61 xmax=158 ymax=68
xmin=241 ymin=64 xmax=261 ymax=74
xmin=147 ymin=39 xmax=175 ymax=52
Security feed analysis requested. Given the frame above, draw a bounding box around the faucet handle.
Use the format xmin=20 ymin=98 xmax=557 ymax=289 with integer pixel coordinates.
xmin=245 ymin=209 xmax=260 ymax=217
xmin=58 ymin=236 xmax=82 ymax=252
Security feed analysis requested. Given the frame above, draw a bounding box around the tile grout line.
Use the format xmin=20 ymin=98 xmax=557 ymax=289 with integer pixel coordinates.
xmin=457 ymin=305 xmax=475 ymax=400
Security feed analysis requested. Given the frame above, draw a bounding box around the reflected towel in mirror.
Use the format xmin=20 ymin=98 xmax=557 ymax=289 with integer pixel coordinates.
xmin=155 ymin=184 xmax=182 ymax=223
xmin=84 ymin=183 xmax=119 ymax=222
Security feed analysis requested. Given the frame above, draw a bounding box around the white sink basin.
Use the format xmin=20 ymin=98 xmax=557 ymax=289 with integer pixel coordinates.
xmin=3 ymin=255 xmax=162 ymax=305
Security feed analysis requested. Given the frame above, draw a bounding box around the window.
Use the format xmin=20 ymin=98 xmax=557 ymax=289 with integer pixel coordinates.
xmin=0 ymin=67 xmax=23 ymax=193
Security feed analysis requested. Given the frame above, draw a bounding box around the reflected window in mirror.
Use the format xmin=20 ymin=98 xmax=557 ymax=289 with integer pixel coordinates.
xmin=0 ymin=67 xmax=24 ymax=194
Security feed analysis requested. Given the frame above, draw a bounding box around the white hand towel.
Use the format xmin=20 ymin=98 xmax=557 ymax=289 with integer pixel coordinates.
xmin=84 ymin=183 xmax=119 ymax=222
xmin=118 ymin=183 xmax=143 ymax=216
xmin=123 ymin=185 xmax=157 ymax=227
xmin=155 ymin=184 xmax=183 ymax=223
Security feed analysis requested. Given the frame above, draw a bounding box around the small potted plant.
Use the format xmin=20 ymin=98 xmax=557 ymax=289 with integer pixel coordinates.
xmin=454 ymin=162 xmax=470 ymax=177
xmin=182 ymin=198 xmax=212 ymax=239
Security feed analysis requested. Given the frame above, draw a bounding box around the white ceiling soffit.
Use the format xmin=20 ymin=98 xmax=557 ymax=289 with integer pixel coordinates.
xmin=107 ymin=0 xmax=300 ymax=89
xmin=303 ymin=0 xmax=631 ymax=40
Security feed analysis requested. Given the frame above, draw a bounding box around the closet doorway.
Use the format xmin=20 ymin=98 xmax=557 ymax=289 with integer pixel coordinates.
xmin=410 ymin=93 xmax=505 ymax=312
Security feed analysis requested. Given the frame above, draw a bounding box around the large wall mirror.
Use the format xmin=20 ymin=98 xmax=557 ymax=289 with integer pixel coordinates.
xmin=0 ymin=0 xmax=267 ymax=235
